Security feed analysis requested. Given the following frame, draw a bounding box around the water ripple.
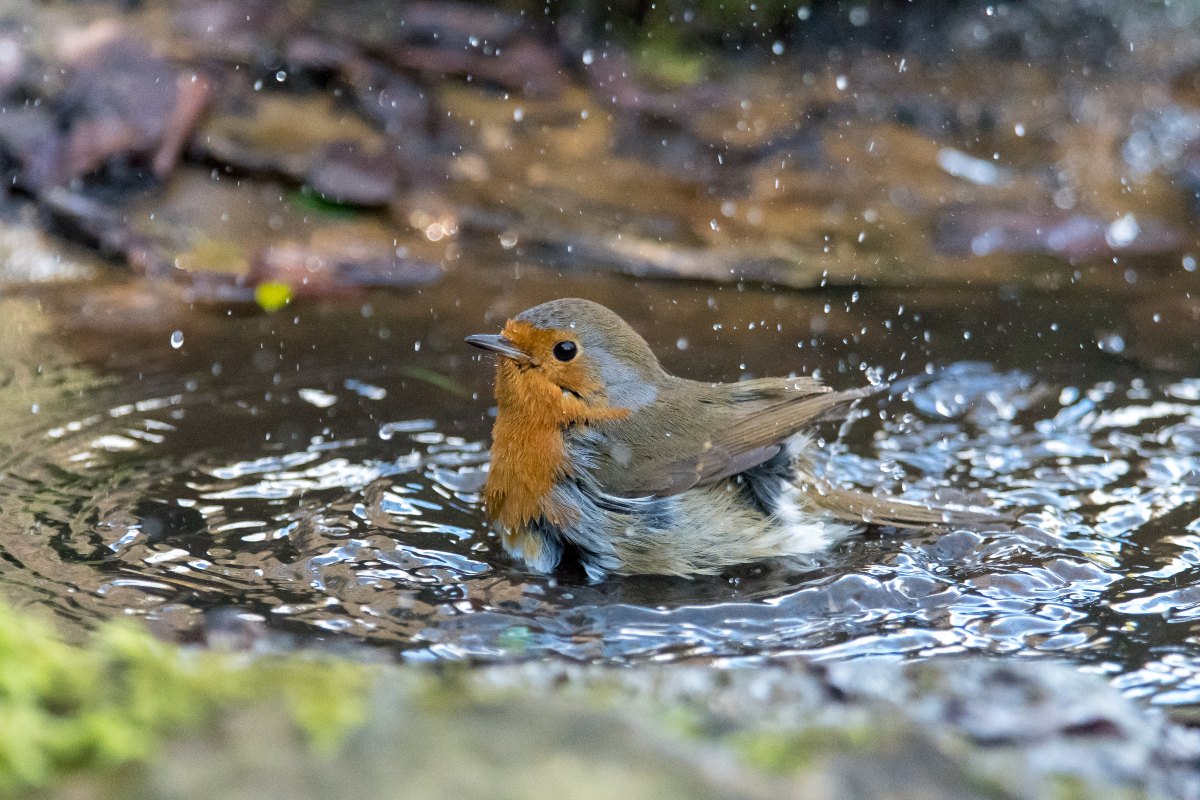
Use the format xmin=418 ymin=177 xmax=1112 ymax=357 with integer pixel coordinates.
xmin=3 ymin=349 xmax=1200 ymax=709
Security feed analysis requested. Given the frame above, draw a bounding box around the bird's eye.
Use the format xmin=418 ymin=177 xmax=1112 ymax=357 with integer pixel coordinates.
xmin=552 ymin=341 xmax=578 ymax=362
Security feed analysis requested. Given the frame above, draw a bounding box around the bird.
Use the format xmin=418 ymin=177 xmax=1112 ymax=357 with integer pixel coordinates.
xmin=466 ymin=298 xmax=989 ymax=579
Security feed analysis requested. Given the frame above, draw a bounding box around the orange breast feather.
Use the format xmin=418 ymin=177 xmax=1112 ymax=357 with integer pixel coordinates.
xmin=485 ymin=359 xmax=628 ymax=542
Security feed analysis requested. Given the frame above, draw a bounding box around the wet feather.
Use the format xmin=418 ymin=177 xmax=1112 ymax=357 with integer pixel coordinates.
xmin=469 ymin=298 xmax=999 ymax=578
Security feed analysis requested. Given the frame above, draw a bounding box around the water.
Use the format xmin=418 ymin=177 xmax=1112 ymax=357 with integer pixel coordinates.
xmin=2 ymin=0 xmax=1199 ymax=727
xmin=1 ymin=275 xmax=1198 ymax=707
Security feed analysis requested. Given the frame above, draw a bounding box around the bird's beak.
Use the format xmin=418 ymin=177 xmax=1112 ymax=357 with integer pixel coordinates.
xmin=465 ymin=333 xmax=532 ymax=363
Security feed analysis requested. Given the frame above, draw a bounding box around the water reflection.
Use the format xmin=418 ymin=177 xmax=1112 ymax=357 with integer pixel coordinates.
xmin=1 ymin=282 xmax=1199 ymax=707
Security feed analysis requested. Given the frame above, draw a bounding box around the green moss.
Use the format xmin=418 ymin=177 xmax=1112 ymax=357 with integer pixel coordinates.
xmin=632 ymin=36 xmax=710 ymax=88
xmin=414 ymin=664 xmax=475 ymax=713
xmin=288 ymin=187 xmax=362 ymax=219
xmin=0 ymin=602 xmax=371 ymax=794
xmin=657 ymin=704 xmax=713 ymax=741
xmin=1048 ymin=773 xmax=1144 ymax=800
xmin=1050 ymin=774 xmax=1090 ymax=800
xmin=733 ymin=724 xmax=880 ymax=773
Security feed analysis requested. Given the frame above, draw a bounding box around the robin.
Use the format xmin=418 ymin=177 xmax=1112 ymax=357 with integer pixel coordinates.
xmin=467 ymin=298 xmax=989 ymax=579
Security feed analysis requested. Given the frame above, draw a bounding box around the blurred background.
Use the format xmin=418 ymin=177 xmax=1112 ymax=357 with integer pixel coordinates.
xmin=2 ymin=2 xmax=1200 ymax=795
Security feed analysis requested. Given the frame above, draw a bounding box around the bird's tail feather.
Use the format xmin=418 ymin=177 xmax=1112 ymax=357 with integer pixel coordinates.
xmin=800 ymin=482 xmax=1006 ymax=530
xmin=785 ymin=432 xmax=1006 ymax=530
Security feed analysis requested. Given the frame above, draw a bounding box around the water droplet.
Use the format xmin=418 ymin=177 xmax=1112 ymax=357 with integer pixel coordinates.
xmin=1098 ymin=333 xmax=1126 ymax=354
xmin=1105 ymin=213 xmax=1140 ymax=248
xmin=170 ymin=330 xmax=184 ymax=349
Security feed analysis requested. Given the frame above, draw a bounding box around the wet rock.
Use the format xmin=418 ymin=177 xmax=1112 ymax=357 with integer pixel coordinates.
xmin=340 ymin=59 xmax=433 ymax=140
xmin=0 ymin=108 xmax=61 ymax=191
xmin=932 ymin=205 xmax=1185 ymax=260
xmin=53 ymin=33 xmax=213 ymax=185
xmin=249 ymin=221 xmax=442 ymax=297
xmin=307 ymin=140 xmax=402 ymax=206
xmin=131 ymin=679 xmax=756 ymax=800
xmin=827 ymin=659 xmax=1199 ymax=798
xmin=196 ymin=87 xmax=390 ymax=186
xmin=173 ymin=236 xmax=251 ymax=277
xmin=39 ymin=187 xmax=174 ymax=275
xmin=0 ymin=210 xmax=96 ymax=283
xmin=339 ymin=60 xmax=444 ymax=187
xmin=941 ymin=2 xmax=1122 ymax=68
xmin=283 ymin=34 xmax=357 ymax=85
xmin=597 ymin=66 xmax=826 ymax=179
xmin=173 ymin=0 xmax=298 ymax=65
xmin=311 ymin=0 xmax=565 ymax=97
xmin=0 ymin=30 xmax=28 ymax=97
xmin=384 ymin=35 xmax=567 ymax=98
xmin=106 ymin=658 xmax=1200 ymax=800
xmin=180 ymin=269 xmax=256 ymax=306
xmin=389 ymin=1 xmax=527 ymax=50
xmin=0 ymin=23 xmax=52 ymax=103
xmin=583 ymin=48 xmax=709 ymax=120
xmin=318 ymin=0 xmax=526 ymax=55
xmin=462 ymin=215 xmax=828 ymax=288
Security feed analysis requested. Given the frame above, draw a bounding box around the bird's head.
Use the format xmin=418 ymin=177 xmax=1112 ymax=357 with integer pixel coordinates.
xmin=466 ymin=298 xmax=666 ymax=411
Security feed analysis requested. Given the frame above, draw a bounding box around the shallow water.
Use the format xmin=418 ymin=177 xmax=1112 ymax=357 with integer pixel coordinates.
xmin=2 ymin=0 xmax=1200 ymax=728
xmin=1 ymin=268 xmax=1198 ymax=707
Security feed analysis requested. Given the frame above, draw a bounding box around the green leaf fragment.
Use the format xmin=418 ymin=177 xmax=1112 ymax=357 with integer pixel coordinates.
xmin=255 ymin=280 xmax=294 ymax=312
xmin=398 ymin=366 xmax=469 ymax=397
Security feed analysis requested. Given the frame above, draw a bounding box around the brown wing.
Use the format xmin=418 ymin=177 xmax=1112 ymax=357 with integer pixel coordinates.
xmin=591 ymin=376 xmax=872 ymax=497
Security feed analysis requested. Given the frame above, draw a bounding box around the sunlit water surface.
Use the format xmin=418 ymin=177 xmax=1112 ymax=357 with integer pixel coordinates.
xmin=1 ymin=277 xmax=1199 ymax=708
